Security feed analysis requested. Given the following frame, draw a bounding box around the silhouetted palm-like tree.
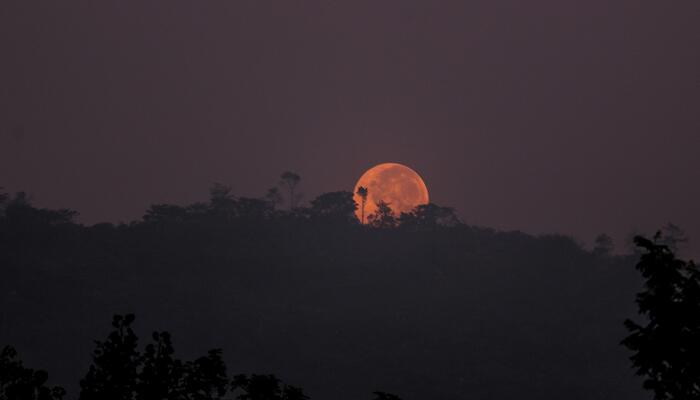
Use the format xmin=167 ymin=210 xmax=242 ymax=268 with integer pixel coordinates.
xmin=279 ymin=172 xmax=301 ymax=211
xmin=356 ymin=186 xmax=368 ymax=224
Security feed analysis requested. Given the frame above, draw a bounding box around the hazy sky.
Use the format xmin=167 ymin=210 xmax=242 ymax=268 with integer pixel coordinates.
xmin=1 ymin=1 xmax=698 ymax=254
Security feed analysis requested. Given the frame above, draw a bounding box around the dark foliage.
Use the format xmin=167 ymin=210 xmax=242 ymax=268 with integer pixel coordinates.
xmin=397 ymin=203 xmax=460 ymax=230
xmin=232 ymin=374 xmax=308 ymax=400
xmin=80 ymin=315 xmax=228 ymax=400
xmin=372 ymin=392 xmax=402 ymax=400
xmin=308 ymin=191 xmax=357 ymax=224
xmin=0 ymin=346 xmax=65 ymax=400
xmin=593 ymin=234 xmax=614 ymax=256
xmin=80 ymin=314 xmax=141 ymax=400
xmin=622 ymin=235 xmax=700 ymax=399
xmin=367 ymin=200 xmax=396 ymax=229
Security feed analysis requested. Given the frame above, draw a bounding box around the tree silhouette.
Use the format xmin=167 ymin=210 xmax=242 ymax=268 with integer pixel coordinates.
xmin=372 ymin=391 xmax=402 ymax=400
xmin=231 ymin=374 xmax=308 ymax=400
xmin=265 ymin=187 xmax=283 ymax=211
xmin=309 ymin=191 xmax=357 ymax=224
xmin=209 ymin=183 xmax=237 ymax=221
xmin=80 ymin=315 xmax=229 ymax=400
xmin=137 ymin=332 xmax=184 ymax=400
xmin=398 ymin=203 xmax=460 ymax=230
xmin=0 ymin=188 xmax=7 ymax=216
xmin=0 ymin=346 xmax=66 ymax=400
xmin=236 ymin=197 xmax=274 ymax=221
xmin=180 ymin=350 xmax=228 ymax=400
xmin=367 ymin=200 xmax=396 ymax=229
xmin=659 ymin=223 xmax=689 ymax=253
xmin=3 ymin=192 xmax=77 ymax=229
xmin=80 ymin=314 xmax=140 ymax=400
xmin=279 ymin=172 xmax=301 ymax=211
xmin=356 ymin=186 xmax=368 ymax=224
xmin=622 ymin=235 xmax=700 ymax=399
xmin=593 ymin=233 xmax=614 ymax=256
xmin=143 ymin=204 xmax=189 ymax=225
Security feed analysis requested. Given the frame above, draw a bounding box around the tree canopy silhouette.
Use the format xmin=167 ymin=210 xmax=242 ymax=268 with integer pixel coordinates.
xmin=622 ymin=235 xmax=700 ymax=399
xmin=398 ymin=203 xmax=460 ymax=230
xmin=367 ymin=200 xmax=396 ymax=229
xmin=308 ymin=191 xmax=357 ymax=224
xmin=371 ymin=392 xmax=402 ymax=400
xmin=79 ymin=315 xmax=228 ymax=400
xmin=0 ymin=346 xmax=66 ymax=400
xmin=231 ymin=374 xmax=308 ymax=400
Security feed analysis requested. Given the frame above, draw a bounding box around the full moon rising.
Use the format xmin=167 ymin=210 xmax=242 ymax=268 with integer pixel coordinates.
xmin=353 ymin=163 xmax=429 ymax=223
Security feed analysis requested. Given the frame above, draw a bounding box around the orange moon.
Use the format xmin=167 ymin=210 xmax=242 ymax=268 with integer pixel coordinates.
xmin=353 ymin=162 xmax=429 ymax=223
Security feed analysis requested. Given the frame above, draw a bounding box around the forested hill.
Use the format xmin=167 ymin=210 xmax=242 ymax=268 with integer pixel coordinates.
xmin=0 ymin=190 xmax=644 ymax=400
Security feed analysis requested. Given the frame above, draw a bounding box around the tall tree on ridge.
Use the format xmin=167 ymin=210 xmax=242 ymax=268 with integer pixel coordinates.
xmin=356 ymin=186 xmax=368 ymax=224
xmin=279 ymin=172 xmax=301 ymax=211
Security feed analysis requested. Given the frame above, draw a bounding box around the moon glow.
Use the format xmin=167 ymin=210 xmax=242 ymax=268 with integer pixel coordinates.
xmin=353 ymin=163 xmax=429 ymax=222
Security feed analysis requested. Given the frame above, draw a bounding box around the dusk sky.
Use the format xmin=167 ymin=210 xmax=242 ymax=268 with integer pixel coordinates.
xmin=1 ymin=1 xmax=698 ymax=254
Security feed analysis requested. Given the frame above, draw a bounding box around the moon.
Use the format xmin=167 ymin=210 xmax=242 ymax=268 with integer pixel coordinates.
xmin=353 ymin=162 xmax=429 ymax=223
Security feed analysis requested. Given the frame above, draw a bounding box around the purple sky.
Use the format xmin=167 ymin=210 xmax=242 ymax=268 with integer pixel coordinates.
xmin=1 ymin=1 xmax=698 ymax=255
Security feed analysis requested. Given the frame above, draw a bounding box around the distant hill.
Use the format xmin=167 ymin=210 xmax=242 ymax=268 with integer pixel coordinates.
xmin=0 ymin=193 xmax=645 ymax=399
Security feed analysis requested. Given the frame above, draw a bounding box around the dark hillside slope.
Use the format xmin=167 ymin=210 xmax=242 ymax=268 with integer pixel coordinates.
xmin=0 ymin=205 xmax=644 ymax=399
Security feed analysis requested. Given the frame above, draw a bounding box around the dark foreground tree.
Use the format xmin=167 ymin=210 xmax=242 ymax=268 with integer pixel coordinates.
xmin=622 ymin=235 xmax=700 ymax=399
xmin=180 ymin=350 xmax=228 ymax=400
xmin=372 ymin=391 xmax=402 ymax=400
xmin=0 ymin=346 xmax=66 ymax=400
xmin=80 ymin=315 xmax=228 ymax=400
xmin=137 ymin=332 xmax=182 ymax=400
xmin=80 ymin=314 xmax=140 ymax=400
xmin=231 ymin=374 xmax=308 ymax=400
